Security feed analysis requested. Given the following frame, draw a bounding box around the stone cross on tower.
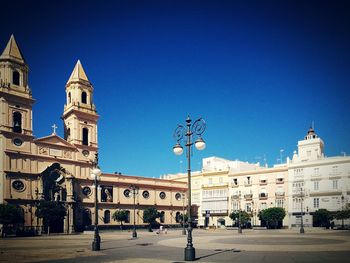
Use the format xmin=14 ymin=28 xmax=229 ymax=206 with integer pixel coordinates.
xmin=52 ymin=124 xmax=58 ymax=134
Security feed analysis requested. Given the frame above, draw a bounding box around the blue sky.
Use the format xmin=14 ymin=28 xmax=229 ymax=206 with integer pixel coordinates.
xmin=1 ymin=0 xmax=350 ymax=177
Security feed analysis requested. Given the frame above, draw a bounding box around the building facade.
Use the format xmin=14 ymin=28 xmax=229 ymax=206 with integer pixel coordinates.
xmin=164 ymin=129 xmax=350 ymax=229
xmin=162 ymin=157 xmax=289 ymax=228
xmin=288 ymin=127 xmax=350 ymax=227
xmin=0 ymin=35 xmax=186 ymax=234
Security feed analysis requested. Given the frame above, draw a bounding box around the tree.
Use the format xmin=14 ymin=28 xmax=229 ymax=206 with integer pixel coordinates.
xmin=313 ymin=209 xmax=333 ymax=228
xmin=335 ymin=209 xmax=350 ymax=228
xmin=143 ymin=207 xmax=160 ymax=231
xmin=0 ymin=203 xmax=24 ymax=237
xmin=35 ymin=200 xmax=66 ymax=235
xmin=112 ymin=210 xmax=128 ymax=230
xmin=229 ymin=211 xmax=251 ymax=227
xmin=259 ymin=207 xmax=286 ymax=229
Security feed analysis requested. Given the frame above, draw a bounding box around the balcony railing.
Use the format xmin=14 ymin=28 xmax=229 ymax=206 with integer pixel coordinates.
xmin=275 ymin=192 xmax=285 ymax=197
xmin=244 ymin=181 xmax=252 ymax=186
xmin=244 ymin=194 xmax=253 ymax=200
xmin=259 ymin=193 xmax=268 ymax=199
xmin=259 ymin=180 xmax=267 ymax=185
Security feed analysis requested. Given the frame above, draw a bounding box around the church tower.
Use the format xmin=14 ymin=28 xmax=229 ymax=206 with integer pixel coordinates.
xmin=62 ymin=60 xmax=99 ymax=159
xmin=0 ymin=34 xmax=34 ymax=139
xmin=0 ymin=35 xmax=34 ymax=203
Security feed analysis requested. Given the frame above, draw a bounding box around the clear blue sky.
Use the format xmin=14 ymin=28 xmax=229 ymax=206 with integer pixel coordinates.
xmin=1 ymin=0 xmax=350 ymax=177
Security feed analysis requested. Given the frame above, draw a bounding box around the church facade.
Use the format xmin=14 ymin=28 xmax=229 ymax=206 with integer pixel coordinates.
xmin=0 ymin=35 xmax=186 ymax=234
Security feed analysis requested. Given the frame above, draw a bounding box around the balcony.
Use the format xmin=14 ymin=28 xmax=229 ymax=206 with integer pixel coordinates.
xmin=244 ymin=181 xmax=252 ymax=187
xmin=275 ymin=192 xmax=285 ymax=198
xmin=231 ymin=194 xmax=240 ymax=199
xmin=276 ymin=179 xmax=284 ymax=184
xmin=259 ymin=180 xmax=267 ymax=185
xmin=259 ymin=193 xmax=268 ymax=200
xmin=230 ymin=182 xmax=239 ymax=188
xmin=244 ymin=194 xmax=253 ymax=200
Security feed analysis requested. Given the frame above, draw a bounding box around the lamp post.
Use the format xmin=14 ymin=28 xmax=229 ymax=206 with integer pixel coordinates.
xmin=341 ymin=195 xmax=345 ymax=229
xmin=182 ymin=193 xmax=186 ymax=235
xmin=238 ymin=191 xmax=242 ymax=234
xmin=173 ymin=116 xmax=206 ymax=261
xmin=130 ymin=184 xmax=139 ymax=238
xmin=300 ymin=188 xmax=305 ymax=234
xmin=91 ymin=153 xmax=102 ymax=251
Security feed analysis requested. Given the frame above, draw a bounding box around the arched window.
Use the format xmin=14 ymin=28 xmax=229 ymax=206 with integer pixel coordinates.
xmin=65 ymin=128 xmax=71 ymax=141
xmin=160 ymin=211 xmax=165 ymax=223
xmin=82 ymin=128 xmax=88 ymax=145
xmin=104 ymin=210 xmax=111 ymax=224
xmin=68 ymin=92 xmax=71 ymax=104
xmin=13 ymin=70 xmax=20 ymax=85
xmin=125 ymin=210 xmax=130 ymax=223
xmin=81 ymin=91 xmax=87 ymax=104
xmin=175 ymin=212 xmax=181 ymax=223
xmin=13 ymin=111 xmax=22 ymax=133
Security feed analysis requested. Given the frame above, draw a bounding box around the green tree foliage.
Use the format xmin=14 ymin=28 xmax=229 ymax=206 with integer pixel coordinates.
xmin=143 ymin=207 xmax=160 ymax=231
xmin=259 ymin=207 xmax=286 ymax=229
xmin=334 ymin=209 xmax=350 ymax=228
xmin=335 ymin=209 xmax=350 ymax=221
xmin=0 ymin=203 xmax=24 ymax=237
xmin=112 ymin=210 xmax=128 ymax=230
xmin=229 ymin=210 xmax=251 ymax=227
xmin=313 ymin=209 xmax=333 ymax=228
xmin=35 ymin=200 xmax=66 ymax=235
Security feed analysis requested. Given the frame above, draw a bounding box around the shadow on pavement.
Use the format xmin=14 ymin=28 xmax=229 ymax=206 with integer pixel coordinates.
xmin=195 ymin=248 xmax=240 ymax=260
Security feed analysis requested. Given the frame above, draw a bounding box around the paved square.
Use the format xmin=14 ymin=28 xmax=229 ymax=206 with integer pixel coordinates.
xmin=0 ymin=229 xmax=349 ymax=262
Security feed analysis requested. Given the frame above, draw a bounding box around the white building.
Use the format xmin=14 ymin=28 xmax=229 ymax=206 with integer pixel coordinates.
xmin=164 ymin=128 xmax=350 ymax=229
xmin=288 ymin=127 xmax=350 ymax=227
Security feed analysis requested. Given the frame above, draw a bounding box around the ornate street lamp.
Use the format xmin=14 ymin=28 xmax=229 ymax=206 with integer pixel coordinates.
xmin=130 ymin=184 xmax=139 ymax=238
xmin=182 ymin=193 xmax=186 ymax=235
xmin=173 ymin=116 xmax=206 ymax=261
xmin=91 ymin=153 xmax=102 ymax=251
xmin=300 ymin=188 xmax=305 ymax=234
xmin=238 ymin=191 xmax=242 ymax=234
xmin=341 ymin=195 xmax=345 ymax=229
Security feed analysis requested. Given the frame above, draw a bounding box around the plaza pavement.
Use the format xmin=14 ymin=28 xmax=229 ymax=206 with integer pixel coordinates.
xmin=0 ymin=228 xmax=349 ymax=263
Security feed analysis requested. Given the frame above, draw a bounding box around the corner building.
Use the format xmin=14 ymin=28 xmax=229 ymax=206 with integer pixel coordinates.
xmin=0 ymin=35 xmax=186 ymax=234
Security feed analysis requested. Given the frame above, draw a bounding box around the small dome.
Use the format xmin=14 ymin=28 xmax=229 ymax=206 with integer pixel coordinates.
xmin=305 ymin=127 xmax=318 ymax=140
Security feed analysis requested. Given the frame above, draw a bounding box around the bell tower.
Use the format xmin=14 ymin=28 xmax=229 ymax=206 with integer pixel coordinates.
xmin=0 ymin=34 xmax=34 ymax=137
xmin=62 ymin=60 xmax=99 ymax=158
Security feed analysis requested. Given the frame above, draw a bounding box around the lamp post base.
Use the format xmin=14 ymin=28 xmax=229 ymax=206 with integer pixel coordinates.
xmin=184 ymin=246 xmax=196 ymax=261
xmin=92 ymin=227 xmax=101 ymax=251
xmin=300 ymin=227 xmax=305 ymax=234
xmin=132 ymin=229 xmax=137 ymax=238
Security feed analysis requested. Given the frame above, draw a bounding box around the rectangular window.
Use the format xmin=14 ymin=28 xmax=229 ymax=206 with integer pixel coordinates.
xmin=233 ymin=178 xmax=238 ymax=185
xmin=332 ymin=180 xmax=338 ymax=189
xmin=314 ymin=198 xmax=319 ymax=209
xmin=246 ymin=203 xmax=252 ymax=212
xmin=276 ymin=199 xmax=284 ymax=208
xmin=314 ymin=181 xmax=319 ymax=190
